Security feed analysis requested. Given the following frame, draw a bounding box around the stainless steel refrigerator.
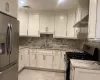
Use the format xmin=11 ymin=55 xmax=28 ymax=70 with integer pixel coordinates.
xmin=0 ymin=12 xmax=19 ymax=80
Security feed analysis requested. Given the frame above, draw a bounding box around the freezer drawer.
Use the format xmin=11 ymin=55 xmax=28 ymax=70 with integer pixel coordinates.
xmin=0 ymin=63 xmax=18 ymax=80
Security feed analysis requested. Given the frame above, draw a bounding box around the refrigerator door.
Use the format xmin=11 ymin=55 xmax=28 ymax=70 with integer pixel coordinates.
xmin=0 ymin=63 xmax=18 ymax=80
xmin=0 ymin=13 xmax=10 ymax=69
xmin=9 ymin=17 xmax=19 ymax=64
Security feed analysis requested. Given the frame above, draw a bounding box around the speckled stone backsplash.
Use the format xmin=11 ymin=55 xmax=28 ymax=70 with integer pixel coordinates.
xmin=19 ymin=34 xmax=87 ymax=50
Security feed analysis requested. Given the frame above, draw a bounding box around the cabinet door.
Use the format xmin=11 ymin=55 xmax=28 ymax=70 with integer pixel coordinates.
xmin=37 ymin=54 xmax=44 ymax=68
xmin=67 ymin=12 xmax=76 ymax=38
xmin=52 ymin=51 xmax=61 ymax=70
xmin=88 ymin=0 xmax=97 ymax=38
xmin=24 ymin=49 xmax=29 ymax=67
xmin=0 ymin=0 xmax=6 ymax=13
xmin=54 ymin=15 xmax=67 ymax=38
xmin=18 ymin=11 xmax=28 ymax=36
xmin=30 ymin=53 xmax=37 ymax=67
xmin=9 ymin=0 xmax=18 ymax=18
xmin=60 ymin=52 xmax=65 ymax=70
xmin=28 ymin=14 xmax=40 ymax=37
xmin=39 ymin=15 xmax=47 ymax=33
xmin=18 ymin=53 xmax=23 ymax=71
xmin=74 ymin=68 xmax=100 ymax=80
xmin=45 ymin=55 xmax=53 ymax=69
xmin=46 ymin=15 xmax=54 ymax=33
xmin=18 ymin=53 xmax=21 ymax=71
xmin=96 ymin=0 xmax=100 ymax=39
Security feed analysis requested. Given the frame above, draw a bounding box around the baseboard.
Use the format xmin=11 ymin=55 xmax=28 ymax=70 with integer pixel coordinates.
xmin=24 ymin=67 xmax=66 ymax=73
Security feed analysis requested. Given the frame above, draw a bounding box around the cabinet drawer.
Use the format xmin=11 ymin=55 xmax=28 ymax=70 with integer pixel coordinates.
xmin=37 ymin=49 xmax=52 ymax=53
xmin=52 ymin=50 xmax=61 ymax=55
xmin=29 ymin=49 xmax=37 ymax=53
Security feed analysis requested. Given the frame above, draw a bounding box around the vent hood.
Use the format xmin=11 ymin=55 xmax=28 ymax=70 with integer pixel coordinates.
xmin=74 ymin=15 xmax=89 ymax=27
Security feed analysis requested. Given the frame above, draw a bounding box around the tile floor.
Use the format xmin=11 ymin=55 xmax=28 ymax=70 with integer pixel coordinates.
xmin=18 ymin=69 xmax=65 ymax=80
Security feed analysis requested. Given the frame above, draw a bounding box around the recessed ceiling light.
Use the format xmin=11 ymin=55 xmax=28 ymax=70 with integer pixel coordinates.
xmin=20 ymin=1 xmax=24 ymax=4
xmin=58 ymin=0 xmax=65 ymax=4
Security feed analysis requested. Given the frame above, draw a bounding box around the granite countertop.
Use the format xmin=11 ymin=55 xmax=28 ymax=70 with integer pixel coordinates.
xmin=19 ymin=46 xmax=83 ymax=52
xmin=70 ymin=59 xmax=100 ymax=70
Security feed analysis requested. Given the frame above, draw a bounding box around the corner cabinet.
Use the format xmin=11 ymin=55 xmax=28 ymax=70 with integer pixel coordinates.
xmin=88 ymin=0 xmax=100 ymax=41
xmin=28 ymin=14 xmax=40 ymax=37
xmin=54 ymin=15 xmax=67 ymax=38
xmin=0 ymin=0 xmax=18 ymax=18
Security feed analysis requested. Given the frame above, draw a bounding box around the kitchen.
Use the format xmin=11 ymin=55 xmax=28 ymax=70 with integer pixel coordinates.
xmin=0 ymin=0 xmax=100 ymax=80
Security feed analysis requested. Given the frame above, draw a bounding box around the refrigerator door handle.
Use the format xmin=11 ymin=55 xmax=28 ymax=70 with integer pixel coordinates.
xmin=6 ymin=24 xmax=10 ymax=55
xmin=9 ymin=24 xmax=12 ymax=54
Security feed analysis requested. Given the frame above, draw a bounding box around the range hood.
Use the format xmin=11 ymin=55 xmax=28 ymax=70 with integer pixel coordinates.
xmin=74 ymin=15 xmax=89 ymax=27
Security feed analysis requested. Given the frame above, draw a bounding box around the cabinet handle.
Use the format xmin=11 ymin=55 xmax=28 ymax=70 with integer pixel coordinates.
xmin=66 ymin=31 xmax=67 ymax=36
xmin=47 ymin=27 xmax=48 ymax=32
xmin=21 ymin=55 xmax=22 ymax=60
xmin=5 ymin=2 xmax=9 ymax=12
xmin=43 ymin=55 xmax=45 ymax=60
xmin=54 ymin=30 xmax=55 ymax=36
xmin=38 ymin=31 xmax=40 ymax=35
xmin=45 ymin=27 xmax=48 ymax=32
xmin=27 ymin=30 xmax=28 ymax=35
xmin=35 ymin=54 xmax=36 ymax=59
xmin=53 ymin=56 xmax=54 ymax=61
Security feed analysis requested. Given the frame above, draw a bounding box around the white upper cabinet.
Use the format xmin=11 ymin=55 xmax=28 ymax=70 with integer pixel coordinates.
xmin=88 ymin=0 xmax=100 ymax=41
xmin=9 ymin=0 xmax=18 ymax=18
xmin=0 ymin=0 xmax=18 ymax=18
xmin=88 ymin=0 xmax=97 ymax=39
xmin=39 ymin=15 xmax=47 ymax=33
xmin=28 ymin=14 xmax=40 ymax=37
xmin=67 ymin=11 xmax=76 ymax=38
xmin=54 ymin=15 xmax=67 ymax=38
xmin=96 ymin=0 xmax=100 ymax=39
xmin=18 ymin=10 xmax=29 ymax=36
xmin=39 ymin=14 xmax=54 ymax=34
xmin=46 ymin=15 xmax=54 ymax=33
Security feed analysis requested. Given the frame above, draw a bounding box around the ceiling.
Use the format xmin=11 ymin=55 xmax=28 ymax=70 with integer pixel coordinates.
xmin=18 ymin=0 xmax=79 ymax=10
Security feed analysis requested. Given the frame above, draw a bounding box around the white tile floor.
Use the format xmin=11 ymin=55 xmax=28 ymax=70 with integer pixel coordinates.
xmin=18 ymin=69 xmax=65 ymax=80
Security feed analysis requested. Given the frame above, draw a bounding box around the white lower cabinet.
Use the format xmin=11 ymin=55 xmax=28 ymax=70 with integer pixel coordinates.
xmin=52 ymin=51 xmax=61 ymax=70
xmin=18 ymin=53 xmax=24 ymax=71
xmin=74 ymin=68 xmax=100 ymax=80
xmin=45 ymin=55 xmax=53 ymax=69
xmin=60 ymin=51 xmax=66 ymax=70
xmin=24 ymin=49 xmax=30 ymax=67
xmin=30 ymin=53 xmax=37 ymax=67
xmin=37 ymin=53 xmax=45 ymax=68
xmin=19 ymin=49 xmax=66 ymax=71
